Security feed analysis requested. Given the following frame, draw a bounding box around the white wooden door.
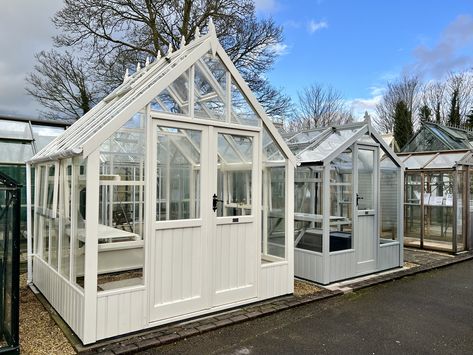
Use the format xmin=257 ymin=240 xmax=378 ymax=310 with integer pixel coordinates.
xmin=149 ymin=121 xmax=211 ymax=322
xmin=211 ymin=128 xmax=259 ymax=307
xmin=355 ymin=145 xmax=378 ymax=274
xmin=148 ymin=122 xmax=260 ymax=322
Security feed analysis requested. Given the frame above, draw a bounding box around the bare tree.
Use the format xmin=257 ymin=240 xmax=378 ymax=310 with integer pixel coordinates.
xmin=287 ymin=83 xmax=352 ymax=131
xmin=25 ymin=50 xmax=101 ymax=120
xmin=421 ymin=81 xmax=446 ymax=123
xmin=446 ymin=70 xmax=473 ymax=123
xmin=27 ymin=0 xmax=291 ymax=119
xmin=374 ymin=75 xmax=421 ymax=133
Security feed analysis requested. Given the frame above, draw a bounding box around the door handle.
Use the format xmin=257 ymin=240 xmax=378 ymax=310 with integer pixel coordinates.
xmin=356 ymin=193 xmax=364 ymax=206
xmin=212 ymin=193 xmax=223 ymax=212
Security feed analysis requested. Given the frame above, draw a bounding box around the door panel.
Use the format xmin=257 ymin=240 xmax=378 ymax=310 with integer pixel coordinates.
xmin=212 ymin=130 xmax=258 ymax=306
xmin=149 ymin=123 xmax=209 ymax=322
xmin=355 ymin=145 xmax=377 ymax=274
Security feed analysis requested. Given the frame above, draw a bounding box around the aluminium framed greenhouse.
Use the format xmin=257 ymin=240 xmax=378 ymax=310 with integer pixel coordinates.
xmin=283 ymin=122 xmax=404 ymax=284
xmin=0 ymin=115 xmax=69 ymax=236
xmin=399 ymin=150 xmax=473 ymax=253
xmin=26 ymin=23 xmax=295 ymax=344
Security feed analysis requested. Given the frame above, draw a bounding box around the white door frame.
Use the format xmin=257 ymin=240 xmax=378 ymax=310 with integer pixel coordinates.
xmin=353 ymin=143 xmax=379 ymax=273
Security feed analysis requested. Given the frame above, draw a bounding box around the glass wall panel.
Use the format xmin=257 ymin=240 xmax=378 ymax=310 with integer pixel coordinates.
xmin=294 ymin=166 xmax=324 ymax=253
xmin=456 ymin=170 xmax=465 ymax=252
xmin=96 ymin=114 xmax=146 ymax=290
xmin=73 ymin=157 xmax=87 ymax=289
xmin=37 ymin=165 xmax=50 ymax=262
xmin=59 ymin=160 xmax=72 ymax=279
xmin=404 ymin=173 xmax=422 ymax=247
xmin=262 ymin=127 xmax=286 ymax=260
xmin=156 ymin=126 xmax=201 ymax=221
xmin=46 ymin=165 xmax=56 ymax=211
xmin=423 ymin=172 xmax=454 ymax=251
xmin=469 ymin=168 xmax=473 ymax=251
xmin=194 ymin=62 xmax=225 ymax=121
xmin=357 ymin=148 xmax=374 ymax=210
xmin=0 ymin=142 xmax=34 ymax=163
xmin=231 ymin=79 xmax=260 ymax=127
xmin=329 ymin=152 xmax=353 ymax=251
xmin=379 ymin=158 xmax=399 ymax=242
xmin=217 ymin=133 xmax=253 ymax=216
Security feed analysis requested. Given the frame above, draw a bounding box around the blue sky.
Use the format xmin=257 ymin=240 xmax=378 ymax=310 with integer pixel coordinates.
xmin=256 ymin=0 xmax=473 ymax=118
xmin=0 ymin=0 xmax=472 ymax=118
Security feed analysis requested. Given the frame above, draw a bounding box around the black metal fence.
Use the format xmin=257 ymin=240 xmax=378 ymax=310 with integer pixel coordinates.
xmin=0 ymin=172 xmax=20 ymax=353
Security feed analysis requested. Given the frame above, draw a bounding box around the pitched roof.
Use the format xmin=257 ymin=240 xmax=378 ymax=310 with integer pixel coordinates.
xmin=283 ymin=121 xmax=403 ymax=167
xmin=29 ymin=23 xmax=295 ymax=165
xmin=402 ymin=121 xmax=473 ymax=152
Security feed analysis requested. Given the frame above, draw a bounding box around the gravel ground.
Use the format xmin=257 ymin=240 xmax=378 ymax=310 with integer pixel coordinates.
xmin=294 ymin=279 xmax=323 ymax=297
xmin=19 ymin=274 xmax=75 ymax=355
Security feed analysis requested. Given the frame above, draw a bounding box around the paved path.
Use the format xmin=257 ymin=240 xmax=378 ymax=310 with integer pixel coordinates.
xmin=142 ymin=260 xmax=473 ymax=354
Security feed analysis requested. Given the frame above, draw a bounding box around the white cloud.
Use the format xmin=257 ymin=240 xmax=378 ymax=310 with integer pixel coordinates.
xmin=369 ymin=86 xmax=385 ymax=97
xmin=347 ymin=93 xmax=383 ymax=119
xmin=0 ymin=0 xmax=64 ymax=116
xmin=268 ymin=43 xmax=290 ymax=56
xmin=409 ymin=15 xmax=473 ymax=78
xmin=254 ymin=0 xmax=278 ymax=14
xmin=307 ymin=20 xmax=328 ymax=34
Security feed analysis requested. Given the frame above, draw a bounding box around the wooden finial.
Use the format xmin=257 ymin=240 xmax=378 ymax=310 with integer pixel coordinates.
xmin=167 ymin=44 xmax=173 ymax=56
xmin=136 ymin=62 xmax=141 ymax=72
xmin=123 ymin=68 xmax=129 ymax=82
xmin=157 ymin=50 xmax=161 ymax=59
xmin=145 ymin=57 xmax=150 ymax=67
xmin=208 ymin=17 xmax=216 ymax=35
xmin=194 ymin=26 xmax=200 ymax=39
xmin=180 ymin=35 xmax=186 ymax=48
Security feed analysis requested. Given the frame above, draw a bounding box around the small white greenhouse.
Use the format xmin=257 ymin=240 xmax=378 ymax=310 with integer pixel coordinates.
xmin=283 ymin=122 xmax=404 ymax=284
xmin=26 ymin=24 xmax=295 ymax=344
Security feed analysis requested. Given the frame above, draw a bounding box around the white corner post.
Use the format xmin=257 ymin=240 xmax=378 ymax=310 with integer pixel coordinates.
xmin=399 ymin=166 xmax=405 ymax=266
xmin=26 ymin=162 xmax=33 ymax=284
xmin=322 ymin=165 xmax=331 ymax=284
xmin=286 ymin=160 xmax=295 ymax=292
xmin=83 ymin=150 xmax=100 ymax=344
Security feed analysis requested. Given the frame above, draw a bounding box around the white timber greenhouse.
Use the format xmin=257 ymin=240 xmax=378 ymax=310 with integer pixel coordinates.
xmin=282 ymin=122 xmax=404 ymax=284
xmin=26 ymin=23 xmax=295 ymax=344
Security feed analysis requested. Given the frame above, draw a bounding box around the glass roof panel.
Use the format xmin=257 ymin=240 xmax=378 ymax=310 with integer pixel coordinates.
xmin=31 ymin=34 xmax=206 ymax=162
xmin=32 ymin=125 xmax=65 ymax=151
xmin=402 ymin=154 xmax=436 ymax=169
xmin=402 ymin=127 xmax=447 ymax=152
xmin=424 ymin=152 xmax=468 ymax=169
xmin=0 ymin=120 xmax=32 ymax=140
xmin=287 ymin=129 xmax=325 ymax=144
xmin=151 ymin=67 xmax=190 ymax=115
xmin=297 ymin=127 xmax=362 ymax=163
